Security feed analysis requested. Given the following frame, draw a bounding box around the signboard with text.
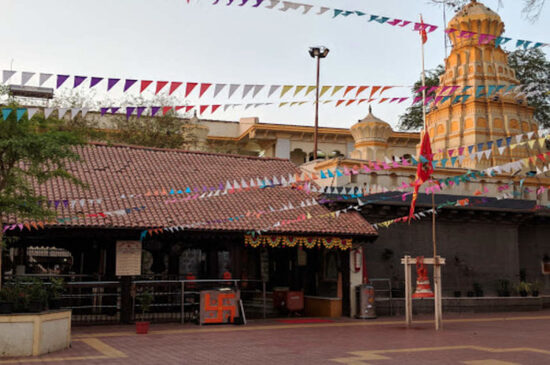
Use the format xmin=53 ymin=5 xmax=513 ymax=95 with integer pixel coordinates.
xmin=116 ymin=240 xmax=142 ymax=276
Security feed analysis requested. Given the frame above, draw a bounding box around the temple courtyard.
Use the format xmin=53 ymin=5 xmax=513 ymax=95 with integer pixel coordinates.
xmin=2 ymin=310 xmax=550 ymax=365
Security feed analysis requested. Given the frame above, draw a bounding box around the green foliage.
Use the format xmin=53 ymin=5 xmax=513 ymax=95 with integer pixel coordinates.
xmin=137 ymin=289 xmax=154 ymax=319
xmin=397 ymin=65 xmax=445 ymax=131
xmin=0 ymin=103 xmax=84 ymax=221
xmin=508 ymin=48 xmax=550 ymax=128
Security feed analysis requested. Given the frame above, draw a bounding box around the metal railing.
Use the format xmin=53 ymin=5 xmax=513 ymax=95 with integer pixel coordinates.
xmin=55 ymin=279 xmax=267 ymax=325
xmin=370 ymin=278 xmax=394 ymax=316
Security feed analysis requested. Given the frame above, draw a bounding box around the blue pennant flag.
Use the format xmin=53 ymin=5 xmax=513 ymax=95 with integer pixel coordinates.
xmin=486 ymin=141 xmax=494 ymax=150
xmin=335 ymin=169 xmax=343 ymax=177
xmin=185 ymin=187 xmax=191 ymax=193
xmin=505 ymin=137 xmax=512 ymax=145
xmin=2 ymin=108 xmax=12 ymax=120
xmin=16 ymin=108 xmax=27 ymax=121
xmin=477 ymin=143 xmax=484 ymax=151
xmin=496 ymin=139 xmax=503 ymax=147
xmin=451 ymin=156 xmax=458 ymax=166
xmin=327 ymin=170 xmax=334 ymax=178
xmin=468 ymin=145 xmax=475 ymax=154
xmin=320 ymin=170 xmax=327 ymax=179
xmin=440 ymin=158 xmax=448 ymax=167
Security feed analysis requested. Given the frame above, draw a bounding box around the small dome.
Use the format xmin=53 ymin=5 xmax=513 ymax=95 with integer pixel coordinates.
xmin=451 ymin=0 xmax=501 ymax=23
xmin=447 ymin=0 xmax=504 ymax=48
xmin=356 ymin=106 xmax=390 ymax=126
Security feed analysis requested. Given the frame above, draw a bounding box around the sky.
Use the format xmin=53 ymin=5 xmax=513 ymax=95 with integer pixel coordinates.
xmin=1 ymin=0 xmax=548 ymax=130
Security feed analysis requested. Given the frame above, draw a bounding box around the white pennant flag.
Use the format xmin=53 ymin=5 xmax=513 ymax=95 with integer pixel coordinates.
xmin=58 ymin=108 xmax=69 ymax=119
xmin=265 ymin=0 xmax=281 ymax=9
xmin=21 ymin=71 xmax=35 ymax=85
xmin=81 ymin=108 xmax=89 ymax=118
xmin=252 ymin=84 xmax=264 ymax=98
xmin=515 ymin=134 xmax=523 ymax=144
xmin=27 ymin=108 xmax=39 ymax=119
xmin=213 ymin=83 xmax=226 ymax=97
xmin=483 ymin=150 xmax=492 ymax=159
xmin=223 ymin=104 xmax=232 ymax=112
xmin=268 ymin=85 xmax=281 ymax=97
xmin=228 ymin=84 xmax=240 ymax=98
xmin=242 ymin=84 xmax=254 ymax=98
xmin=245 ymin=104 xmax=253 ymax=110
xmin=317 ymin=6 xmax=330 ymax=15
xmin=302 ymin=4 xmax=313 ymax=14
xmin=44 ymin=108 xmax=55 ymax=118
xmin=2 ymin=70 xmax=16 ymax=83
xmin=70 ymin=108 xmax=80 ymax=119
xmin=498 ymin=146 xmax=506 ymax=155
xmin=280 ymin=1 xmax=300 ymax=11
xmin=39 ymin=73 xmax=53 ymax=86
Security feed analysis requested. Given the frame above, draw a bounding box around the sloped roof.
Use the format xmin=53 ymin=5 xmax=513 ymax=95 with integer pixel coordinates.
xmin=7 ymin=143 xmax=376 ymax=237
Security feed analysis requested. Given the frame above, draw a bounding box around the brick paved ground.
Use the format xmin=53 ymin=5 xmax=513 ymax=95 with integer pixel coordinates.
xmin=2 ymin=311 xmax=550 ymax=365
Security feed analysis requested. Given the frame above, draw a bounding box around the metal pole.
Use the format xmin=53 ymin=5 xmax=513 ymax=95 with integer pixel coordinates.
xmin=262 ymin=280 xmax=267 ymax=319
xmin=181 ymin=281 xmax=185 ymax=324
xmin=313 ymin=55 xmax=320 ymax=160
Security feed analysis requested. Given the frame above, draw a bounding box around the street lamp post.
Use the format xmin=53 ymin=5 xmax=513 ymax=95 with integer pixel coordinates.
xmin=309 ymin=46 xmax=329 ymax=161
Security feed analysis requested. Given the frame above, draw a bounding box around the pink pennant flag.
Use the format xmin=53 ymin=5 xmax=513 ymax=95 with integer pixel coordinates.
xmin=199 ymin=83 xmax=212 ymax=97
xmin=387 ymin=18 xmax=401 ymax=26
xmin=169 ymin=82 xmax=183 ymax=95
xmin=445 ymin=28 xmax=457 ymax=35
xmin=199 ymin=105 xmax=208 ymax=114
xmin=448 ymin=149 xmax=455 ymax=157
xmin=398 ymin=97 xmax=409 ymax=103
xmin=162 ymin=106 xmax=172 ymax=115
xmin=185 ymin=82 xmax=198 ymax=97
xmin=185 ymin=105 xmax=194 ymax=112
xmin=458 ymin=147 xmax=465 ymax=155
xmin=361 ymin=164 xmax=371 ymax=173
xmin=156 ymin=81 xmax=169 ymax=94
xmin=478 ymin=33 xmax=497 ymax=45
xmin=458 ymin=30 xmax=476 ymax=39
xmin=140 ymin=80 xmax=153 ymax=93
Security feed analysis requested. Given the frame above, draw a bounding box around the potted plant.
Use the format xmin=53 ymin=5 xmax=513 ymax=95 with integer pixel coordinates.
xmin=473 ymin=282 xmax=484 ymax=297
xmin=28 ymin=279 xmax=48 ymax=312
xmin=530 ymin=281 xmax=541 ymax=297
xmin=515 ymin=281 xmax=531 ymax=297
xmin=48 ymin=278 xmax=65 ymax=309
xmin=136 ymin=289 xmax=153 ymax=334
xmin=0 ymin=287 xmax=14 ymax=314
xmin=497 ymin=279 xmax=511 ymax=297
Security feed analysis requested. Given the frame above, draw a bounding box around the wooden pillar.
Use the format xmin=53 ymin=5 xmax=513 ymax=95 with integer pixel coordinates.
xmin=120 ymin=276 xmax=133 ymax=324
xmin=434 ymin=258 xmax=443 ymax=330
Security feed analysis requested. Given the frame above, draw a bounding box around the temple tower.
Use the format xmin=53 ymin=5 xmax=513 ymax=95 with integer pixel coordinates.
xmin=426 ymin=0 xmax=538 ymax=169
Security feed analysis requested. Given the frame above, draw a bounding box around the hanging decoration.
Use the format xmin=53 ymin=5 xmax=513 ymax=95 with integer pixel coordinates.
xmin=244 ymin=235 xmax=353 ymax=250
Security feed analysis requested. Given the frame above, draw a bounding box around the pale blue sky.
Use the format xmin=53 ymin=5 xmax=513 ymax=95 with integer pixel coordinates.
xmin=1 ymin=0 xmax=548 ymax=129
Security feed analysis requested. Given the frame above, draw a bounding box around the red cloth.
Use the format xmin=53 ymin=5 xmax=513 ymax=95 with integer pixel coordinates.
xmin=408 ymin=131 xmax=433 ymax=220
xmin=419 ymin=16 xmax=428 ymax=44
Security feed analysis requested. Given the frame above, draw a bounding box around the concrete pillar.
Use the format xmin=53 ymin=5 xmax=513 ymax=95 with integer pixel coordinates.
xmin=275 ymin=138 xmax=290 ymax=159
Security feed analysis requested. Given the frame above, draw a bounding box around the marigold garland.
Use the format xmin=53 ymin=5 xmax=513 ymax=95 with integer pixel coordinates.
xmin=244 ymin=234 xmax=352 ymax=250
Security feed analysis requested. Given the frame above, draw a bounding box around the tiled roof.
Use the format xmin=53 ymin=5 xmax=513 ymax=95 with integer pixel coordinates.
xmin=9 ymin=143 xmax=376 ymax=237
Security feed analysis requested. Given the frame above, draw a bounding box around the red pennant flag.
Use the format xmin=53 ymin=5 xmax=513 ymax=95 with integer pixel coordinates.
xmin=199 ymin=105 xmax=208 ymax=114
xmin=31 ymin=222 xmax=38 ymax=230
xmin=185 ymin=82 xmax=198 ymax=97
xmin=343 ymin=86 xmax=356 ymax=97
xmin=345 ymin=99 xmax=356 ymax=106
xmin=140 ymin=80 xmax=153 ymax=93
xmin=379 ymin=86 xmax=393 ymax=96
xmin=211 ymin=105 xmax=221 ymax=113
xmin=162 ymin=106 xmax=172 ymax=115
xmin=419 ymin=15 xmax=428 ymax=44
xmin=355 ymin=86 xmax=369 ymax=97
xmin=185 ymin=105 xmax=194 ymax=112
xmin=169 ymin=82 xmax=183 ymax=95
xmin=336 ymin=100 xmax=345 ymax=107
xmin=175 ymin=105 xmax=185 ymax=111
xmin=369 ymin=86 xmax=381 ymax=98
xmin=408 ymin=131 xmax=433 ymax=221
xmin=199 ymin=83 xmax=212 ymax=97
xmin=37 ymin=222 xmax=44 ymax=229
xmin=156 ymin=81 xmax=169 ymax=94
xmin=379 ymin=98 xmax=389 ymax=103
xmin=358 ymin=99 xmax=367 ymax=104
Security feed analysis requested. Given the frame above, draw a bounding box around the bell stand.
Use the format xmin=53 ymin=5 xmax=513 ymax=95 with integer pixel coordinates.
xmin=401 ymin=255 xmax=446 ymax=330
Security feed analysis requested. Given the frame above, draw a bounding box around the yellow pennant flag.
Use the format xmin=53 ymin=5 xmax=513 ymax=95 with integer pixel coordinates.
xmin=280 ymin=85 xmax=293 ymax=97
xmin=322 ymin=100 xmax=332 ymax=104
xmin=305 ymin=85 xmax=316 ymax=96
xmin=279 ymin=102 xmax=288 ymax=107
xmin=319 ymin=85 xmax=331 ymax=97
xmin=298 ymin=101 xmax=307 ymax=106
xmin=528 ymin=139 xmax=536 ymax=149
xmin=290 ymin=101 xmax=299 ymax=107
xmin=538 ymin=137 xmax=546 ymax=148
xmin=331 ymin=85 xmax=344 ymax=96
xmin=294 ymin=85 xmax=306 ymax=96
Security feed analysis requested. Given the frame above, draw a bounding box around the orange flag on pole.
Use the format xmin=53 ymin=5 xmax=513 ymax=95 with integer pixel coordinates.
xmin=409 ymin=130 xmax=433 ymax=220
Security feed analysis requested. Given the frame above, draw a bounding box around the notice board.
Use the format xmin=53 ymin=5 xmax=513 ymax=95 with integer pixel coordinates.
xmin=116 ymin=240 xmax=142 ymax=276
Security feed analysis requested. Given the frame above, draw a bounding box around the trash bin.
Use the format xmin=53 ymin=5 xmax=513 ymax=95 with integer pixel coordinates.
xmin=355 ymin=284 xmax=376 ymax=319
